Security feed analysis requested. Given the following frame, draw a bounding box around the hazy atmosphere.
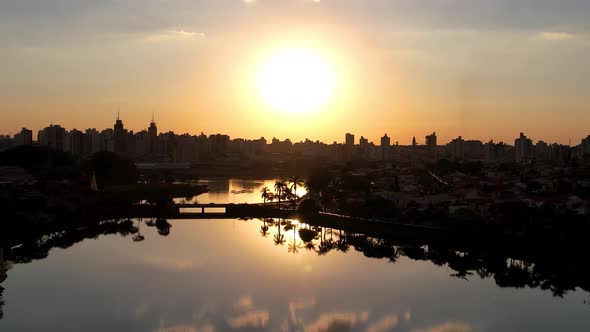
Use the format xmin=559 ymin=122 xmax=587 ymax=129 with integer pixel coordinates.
xmin=2 ymin=0 xmax=589 ymax=144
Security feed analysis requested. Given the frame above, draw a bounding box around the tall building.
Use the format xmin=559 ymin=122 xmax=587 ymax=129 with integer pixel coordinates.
xmin=535 ymin=141 xmax=550 ymax=161
xmin=14 ymin=128 xmax=32 ymax=146
xmin=113 ymin=112 xmax=128 ymax=156
xmin=425 ymin=132 xmax=437 ymax=149
xmin=67 ymin=129 xmax=86 ymax=156
xmin=345 ymin=133 xmax=355 ymax=146
xmin=412 ymin=136 xmax=417 ymax=147
xmin=85 ymin=129 xmax=102 ymax=154
xmin=38 ymin=125 xmax=66 ymax=150
xmin=448 ymin=136 xmax=465 ymax=162
xmin=425 ymin=132 xmax=437 ymax=159
xmin=380 ymin=134 xmax=391 ymax=161
xmin=148 ymin=115 xmax=158 ymax=153
xmin=515 ymin=132 xmax=533 ymax=162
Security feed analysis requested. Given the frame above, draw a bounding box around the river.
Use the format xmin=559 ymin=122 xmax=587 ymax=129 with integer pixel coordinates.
xmin=0 ymin=178 xmax=588 ymax=331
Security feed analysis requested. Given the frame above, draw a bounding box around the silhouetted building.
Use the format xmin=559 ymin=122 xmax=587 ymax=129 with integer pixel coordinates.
xmin=135 ymin=130 xmax=151 ymax=157
xmin=148 ymin=115 xmax=158 ymax=153
xmin=448 ymin=136 xmax=465 ymax=162
xmin=85 ymin=129 xmax=102 ymax=154
xmin=113 ymin=113 xmax=128 ymax=156
xmin=14 ymin=128 xmax=32 ymax=146
xmin=66 ymin=129 xmax=87 ymax=156
xmin=464 ymin=140 xmax=484 ymax=159
xmin=345 ymin=133 xmax=355 ymax=146
xmin=38 ymin=125 xmax=66 ymax=150
xmin=210 ymin=134 xmax=230 ymax=155
xmin=535 ymin=141 xmax=550 ymax=161
xmin=380 ymin=134 xmax=391 ymax=161
xmin=425 ymin=132 xmax=437 ymax=150
xmin=515 ymin=132 xmax=533 ymax=163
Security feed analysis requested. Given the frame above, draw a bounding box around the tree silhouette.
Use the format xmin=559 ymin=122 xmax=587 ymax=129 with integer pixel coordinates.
xmin=82 ymin=151 xmax=139 ymax=188
xmin=274 ymin=180 xmax=288 ymax=209
xmin=260 ymin=224 xmax=270 ymax=237
xmin=273 ymin=219 xmax=286 ymax=245
xmin=260 ymin=187 xmax=270 ymax=206
xmin=288 ymin=176 xmax=305 ymax=199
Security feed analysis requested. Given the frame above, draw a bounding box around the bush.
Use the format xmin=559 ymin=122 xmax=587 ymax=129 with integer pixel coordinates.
xmin=298 ymin=199 xmax=320 ymax=215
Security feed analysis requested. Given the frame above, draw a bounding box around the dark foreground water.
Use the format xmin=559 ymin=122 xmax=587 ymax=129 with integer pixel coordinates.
xmin=0 ymin=178 xmax=589 ymax=331
xmin=1 ymin=218 xmax=590 ymax=332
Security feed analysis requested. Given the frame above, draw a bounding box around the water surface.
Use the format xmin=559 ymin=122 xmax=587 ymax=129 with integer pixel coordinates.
xmin=0 ymin=178 xmax=588 ymax=331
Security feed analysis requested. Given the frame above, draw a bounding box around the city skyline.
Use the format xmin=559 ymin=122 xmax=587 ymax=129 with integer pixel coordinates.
xmin=2 ymin=114 xmax=588 ymax=148
xmin=2 ymin=1 xmax=590 ymax=144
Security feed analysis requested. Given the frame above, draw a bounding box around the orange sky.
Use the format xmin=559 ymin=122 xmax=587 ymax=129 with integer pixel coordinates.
xmin=1 ymin=0 xmax=589 ymax=145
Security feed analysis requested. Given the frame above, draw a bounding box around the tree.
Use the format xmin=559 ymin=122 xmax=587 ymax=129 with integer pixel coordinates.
xmin=260 ymin=187 xmax=270 ymax=205
xmin=83 ymin=151 xmax=139 ymax=188
xmin=273 ymin=219 xmax=286 ymax=245
xmin=274 ymin=180 xmax=287 ymax=209
xmin=288 ymin=176 xmax=305 ymax=198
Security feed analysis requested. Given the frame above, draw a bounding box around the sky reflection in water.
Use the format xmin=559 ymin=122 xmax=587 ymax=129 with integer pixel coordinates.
xmin=0 ymin=179 xmax=589 ymax=331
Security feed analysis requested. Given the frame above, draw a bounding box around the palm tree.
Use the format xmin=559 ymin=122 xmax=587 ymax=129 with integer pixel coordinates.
xmin=271 ymin=218 xmax=285 ymax=245
xmin=260 ymin=187 xmax=270 ymax=206
xmin=264 ymin=193 xmax=274 ymax=208
xmin=274 ymin=180 xmax=286 ymax=209
xmin=260 ymin=224 xmax=270 ymax=237
xmin=288 ymin=176 xmax=305 ymax=198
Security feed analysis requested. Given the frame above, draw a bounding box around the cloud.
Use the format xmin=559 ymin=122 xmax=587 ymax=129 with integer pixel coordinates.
xmin=234 ymin=296 xmax=254 ymax=312
xmin=414 ymin=322 xmax=472 ymax=332
xmin=404 ymin=311 xmax=411 ymax=321
xmin=226 ymin=310 xmax=270 ymax=329
xmin=365 ymin=314 xmax=399 ymax=332
xmin=155 ymin=324 xmax=214 ymax=332
xmin=539 ymin=32 xmax=576 ymax=41
xmin=289 ymin=298 xmax=317 ymax=325
xmin=140 ymin=256 xmax=196 ymax=271
xmin=144 ymin=29 xmax=206 ymax=43
xmin=304 ymin=311 xmax=369 ymax=332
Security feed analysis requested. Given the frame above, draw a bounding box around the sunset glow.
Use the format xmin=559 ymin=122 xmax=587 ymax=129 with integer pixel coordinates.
xmin=257 ymin=49 xmax=335 ymax=114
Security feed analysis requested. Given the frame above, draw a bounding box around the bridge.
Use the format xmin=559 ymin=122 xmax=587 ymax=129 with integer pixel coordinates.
xmin=174 ymin=203 xmax=241 ymax=214
xmin=138 ymin=202 xmax=298 ymax=219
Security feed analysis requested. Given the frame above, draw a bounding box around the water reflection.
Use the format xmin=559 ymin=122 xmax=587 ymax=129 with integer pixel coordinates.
xmin=1 ymin=217 xmax=590 ymax=331
xmin=6 ymin=217 xmax=590 ymax=299
xmin=174 ymin=178 xmax=307 ymax=205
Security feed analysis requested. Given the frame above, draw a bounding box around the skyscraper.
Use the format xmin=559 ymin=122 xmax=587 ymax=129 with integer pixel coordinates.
xmin=38 ymin=125 xmax=66 ymax=150
xmin=345 ymin=133 xmax=355 ymax=146
xmin=113 ymin=112 xmax=128 ymax=156
xmin=380 ymin=134 xmax=391 ymax=161
xmin=448 ymin=136 xmax=465 ymax=162
xmin=14 ymin=128 xmax=32 ymax=146
xmin=515 ymin=132 xmax=533 ymax=162
xmin=148 ymin=114 xmax=158 ymax=153
xmin=425 ymin=132 xmax=437 ymax=149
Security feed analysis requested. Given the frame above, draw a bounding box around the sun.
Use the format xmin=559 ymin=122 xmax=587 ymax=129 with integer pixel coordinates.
xmin=257 ymin=48 xmax=335 ymax=114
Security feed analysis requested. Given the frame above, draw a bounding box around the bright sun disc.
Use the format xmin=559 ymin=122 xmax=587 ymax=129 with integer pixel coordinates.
xmin=258 ymin=49 xmax=335 ymax=114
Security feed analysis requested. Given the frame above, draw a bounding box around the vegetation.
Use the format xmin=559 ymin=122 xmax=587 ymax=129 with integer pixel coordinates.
xmin=82 ymin=151 xmax=139 ymax=188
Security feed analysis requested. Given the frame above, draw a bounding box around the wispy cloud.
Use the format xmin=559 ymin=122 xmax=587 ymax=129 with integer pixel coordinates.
xmin=304 ymin=311 xmax=369 ymax=332
xmin=366 ymin=314 xmax=399 ymax=332
xmin=538 ymin=31 xmax=576 ymax=41
xmin=144 ymin=29 xmax=206 ymax=43
xmin=226 ymin=310 xmax=270 ymax=329
xmin=414 ymin=322 xmax=472 ymax=332
xmin=140 ymin=256 xmax=196 ymax=271
xmin=234 ymin=296 xmax=254 ymax=312
xmin=155 ymin=324 xmax=214 ymax=332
